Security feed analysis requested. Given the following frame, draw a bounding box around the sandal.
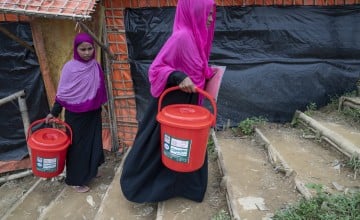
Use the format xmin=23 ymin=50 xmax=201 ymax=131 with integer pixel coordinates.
xmin=72 ymin=185 xmax=90 ymax=193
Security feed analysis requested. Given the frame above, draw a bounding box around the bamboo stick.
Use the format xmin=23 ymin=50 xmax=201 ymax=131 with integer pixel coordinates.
xmin=0 ymin=169 xmax=33 ymax=184
xmin=255 ymin=128 xmax=294 ymax=177
xmin=0 ymin=26 xmax=35 ymax=53
xmin=338 ymin=96 xmax=360 ymax=111
xmin=294 ymin=178 xmax=312 ymax=200
xmin=295 ymin=110 xmax=360 ymax=158
xmin=102 ymin=21 xmax=119 ymax=152
xmin=18 ymin=95 xmax=31 ymax=155
xmin=210 ymin=129 xmax=241 ymax=220
xmin=343 ymin=97 xmax=360 ymax=110
xmin=0 ymin=90 xmax=25 ymax=106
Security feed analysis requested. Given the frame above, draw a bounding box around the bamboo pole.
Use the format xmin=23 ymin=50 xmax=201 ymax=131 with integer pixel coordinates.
xmin=294 ymin=110 xmax=360 ymax=158
xmin=255 ymin=128 xmax=294 ymax=177
xmin=210 ymin=129 xmax=241 ymax=220
xmin=294 ymin=178 xmax=312 ymax=200
xmin=0 ymin=90 xmax=31 ymax=156
xmin=78 ymin=21 xmax=115 ymax=60
xmin=0 ymin=26 xmax=35 ymax=53
xmin=0 ymin=90 xmax=25 ymax=106
xmin=30 ymin=19 xmax=57 ymax=106
xmin=18 ymin=95 xmax=30 ymax=145
xmin=0 ymin=169 xmax=33 ymax=184
xmin=102 ymin=20 xmax=119 ymax=152
xmin=340 ymin=96 xmax=360 ymax=111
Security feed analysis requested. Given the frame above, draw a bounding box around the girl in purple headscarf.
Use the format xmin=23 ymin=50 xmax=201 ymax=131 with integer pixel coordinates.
xmin=46 ymin=32 xmax=107 ymax=193
xmin=121 ymin=0 xmax=216 ymax=203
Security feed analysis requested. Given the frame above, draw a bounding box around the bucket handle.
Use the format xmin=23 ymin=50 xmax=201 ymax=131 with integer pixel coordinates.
xmin=27 ymin=118 xmax=73 ymax=144
xmin=158 ymin=86 xmax=217 ymax=127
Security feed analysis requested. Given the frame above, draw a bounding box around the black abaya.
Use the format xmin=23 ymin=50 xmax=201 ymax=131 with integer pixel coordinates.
xmin=120 ymin=73 xmax=208 ymax=203
xmin=51 ymin=103 xmax=105 ymax=186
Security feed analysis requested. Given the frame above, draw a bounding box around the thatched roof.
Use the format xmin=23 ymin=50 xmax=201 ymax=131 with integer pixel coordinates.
xmin=0 ymin=0 xmax=98 ymax=20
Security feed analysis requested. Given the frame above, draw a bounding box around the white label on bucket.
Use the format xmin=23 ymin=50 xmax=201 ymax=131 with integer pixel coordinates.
xmin=36 ymin=157 xmax=58 ymax=172
xmin=163 ymin=133 xmax=191 ymax=163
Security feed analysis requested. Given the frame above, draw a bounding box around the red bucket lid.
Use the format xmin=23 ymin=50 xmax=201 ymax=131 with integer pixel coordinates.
xmin=157 ymin=104 xmax=213 ymax=129
xmin=28 ymin=128 xmax=70 ymax=149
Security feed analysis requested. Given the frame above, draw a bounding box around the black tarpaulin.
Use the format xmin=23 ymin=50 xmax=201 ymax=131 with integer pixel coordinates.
xmin=126 ymin=6 xmax=360 ymax=128
xmin=0 ymin=22 xmax=49 ymax=161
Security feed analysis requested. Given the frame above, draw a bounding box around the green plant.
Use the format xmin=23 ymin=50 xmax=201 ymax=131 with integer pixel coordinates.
xmin=341 ymin=107 xmax=360 ymax=123
xmin=304 ymin=102 xmax=317 ymax=115
xmin=306 ymin=183 xmax=324 ymax=194
xmin=211 ymin=209 xmax=231 ymax=220
xmin=273 ymin=192 xmax=360 ymax=220
xmin=238 ymin=116 xmax=267 ymax=135
xmin=328 ymin=95 xmax=340 ymax=110
xmin=348 ymin=154 xmax=360 ymax=180
xmin=207 ymin=136 xmax=217 ymax=160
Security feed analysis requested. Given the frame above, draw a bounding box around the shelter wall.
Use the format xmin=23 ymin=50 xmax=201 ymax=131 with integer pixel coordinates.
xmin=35 ymin=18 xmax=76 ymax=87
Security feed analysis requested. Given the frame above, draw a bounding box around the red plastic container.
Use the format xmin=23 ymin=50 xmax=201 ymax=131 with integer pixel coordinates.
xmin=156 ymin=86 xmax=217 ymax=172
xmin=27 ymin=118 xmax=72 ymax=178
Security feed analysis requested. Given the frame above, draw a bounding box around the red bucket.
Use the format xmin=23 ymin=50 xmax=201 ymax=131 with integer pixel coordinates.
xmin=27 ymin=118 xmax=72 ymax=178
xmin=156 ymin=86 xmax=217 ymax=172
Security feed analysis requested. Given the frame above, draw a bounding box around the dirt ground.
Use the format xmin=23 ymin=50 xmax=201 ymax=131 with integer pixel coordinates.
xmin=1 ymin=102 xmax=359 ymax=219
xmin=0 ymin=146 xmax=228 ymax=219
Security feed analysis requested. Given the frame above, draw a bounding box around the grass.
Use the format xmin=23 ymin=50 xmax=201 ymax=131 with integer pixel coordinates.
xmin=211 ymin=209 xmax=231 ymax=220
xmin=348 ymin=154 xmax=360 ymax=180
xmin=273 ymin=191 xmax=360 ymax=220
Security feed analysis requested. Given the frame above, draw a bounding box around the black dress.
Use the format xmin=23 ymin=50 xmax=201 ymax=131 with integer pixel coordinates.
xmin=120 ymin=72 xmax=208 ymax=203
xmin=51 ymin=102 xmax=104 ymax=186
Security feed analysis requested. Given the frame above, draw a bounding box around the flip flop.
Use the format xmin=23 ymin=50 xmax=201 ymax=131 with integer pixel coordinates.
xmin=72 ymin=185 xmax=90 ymax=193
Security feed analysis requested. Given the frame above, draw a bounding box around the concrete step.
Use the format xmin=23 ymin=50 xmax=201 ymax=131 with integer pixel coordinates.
xmin=0 ymin=150 xmax=122 ymax=220
xmin=214 ymin=129 xmax=302 ymax=220
xmin=0 ymin=173 xmax=38 ymax=219
xmin=94 ymin=150 xmax=157 ymax=220
xmin=96 ymin=136 xmax=228 ymax=220
xmin=257 ymin=122 xmax=360 ymax=198
xmin=155 ymin=136 xmax=227 ymax=220
xmin=2 ymin=177 xmax=64 ymax=220
xmin=294 ymin=110 xmax=360 ymax=158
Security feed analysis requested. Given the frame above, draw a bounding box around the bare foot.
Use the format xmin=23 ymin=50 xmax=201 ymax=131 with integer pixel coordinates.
xmin=72 ymin=185 xmax=90 ymax=193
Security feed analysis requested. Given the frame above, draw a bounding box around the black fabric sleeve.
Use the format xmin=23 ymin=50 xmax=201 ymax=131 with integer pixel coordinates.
xmin=50 ymin=101 xmax=63 ymax=117
xmin=167 ymin=71 xmax=187 ymax=87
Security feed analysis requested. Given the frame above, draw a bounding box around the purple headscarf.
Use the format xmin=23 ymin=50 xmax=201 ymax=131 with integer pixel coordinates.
xmin=148 ymin=0 xmax=216 ymax=98
xmin=55 ymin=32 xmax=107 ymax=112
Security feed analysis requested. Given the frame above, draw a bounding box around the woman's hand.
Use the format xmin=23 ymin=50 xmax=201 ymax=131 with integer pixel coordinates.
xmin=45 ymin=113 xmax=55 ymax=123
xmin=179 ymin=77 xmax=196 ymax=93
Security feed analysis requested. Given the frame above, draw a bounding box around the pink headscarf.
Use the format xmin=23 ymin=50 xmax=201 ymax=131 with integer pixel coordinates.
xmin=148 ymin=0 xmax=216 ymax=97
xmin=55 ymin=33 xmax=107 ymax=112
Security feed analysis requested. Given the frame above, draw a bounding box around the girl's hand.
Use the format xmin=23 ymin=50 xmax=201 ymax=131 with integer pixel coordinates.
xmin=45 ymin=113 xmax=54 ymax=123
xmin=211 ymin=67 xmax=219 ymax=77
xmin=179 ymin=77 xmax=196 ymax=93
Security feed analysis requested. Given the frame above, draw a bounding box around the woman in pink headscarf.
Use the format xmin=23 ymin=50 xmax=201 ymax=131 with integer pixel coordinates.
xmin=121 ymin=0 xmax=216 ymax=203
xmin=46 ymin=32 xmax=107 ymax=193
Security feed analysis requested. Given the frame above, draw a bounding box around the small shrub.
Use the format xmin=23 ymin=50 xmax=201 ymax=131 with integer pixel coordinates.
xmin=341 ymin=107 xmax=360 ymax=123
xmin=238 ymin=116 xmax=267 ymax=135
xmin=305 ymin=102 xmax=317 ymax=115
